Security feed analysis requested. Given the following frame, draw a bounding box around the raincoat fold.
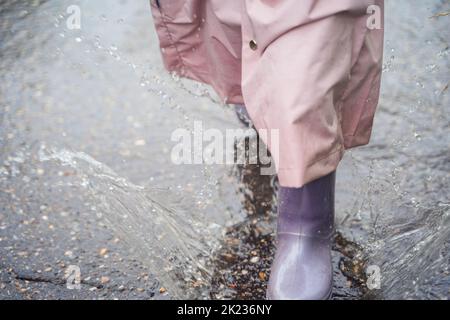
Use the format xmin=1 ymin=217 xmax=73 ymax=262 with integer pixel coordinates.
xmin=150 ymin=0 xmax=384 ymax=187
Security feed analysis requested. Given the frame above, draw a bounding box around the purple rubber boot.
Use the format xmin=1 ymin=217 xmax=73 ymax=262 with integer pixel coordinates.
xmin=267 ymin=171 xmax=336 ymax=300
xmin=234 ymin=104 xmax=252 ymax=128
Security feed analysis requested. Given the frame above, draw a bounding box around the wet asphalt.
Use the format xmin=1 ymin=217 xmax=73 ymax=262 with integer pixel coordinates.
xmin=1 ymin=0 xmax=449 ymax=300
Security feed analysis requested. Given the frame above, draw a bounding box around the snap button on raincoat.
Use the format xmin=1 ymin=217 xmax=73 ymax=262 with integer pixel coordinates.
xmin=150 ymin=0 xmax=384 ymax=187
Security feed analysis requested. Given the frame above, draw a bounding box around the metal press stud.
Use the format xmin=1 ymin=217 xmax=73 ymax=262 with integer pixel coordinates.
xmin=249 ymin=39 xmax=258 ymax=51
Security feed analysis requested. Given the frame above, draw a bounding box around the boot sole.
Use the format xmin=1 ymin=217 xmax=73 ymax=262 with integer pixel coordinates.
xmin=266 ymin=287 xmax=332 ymax=300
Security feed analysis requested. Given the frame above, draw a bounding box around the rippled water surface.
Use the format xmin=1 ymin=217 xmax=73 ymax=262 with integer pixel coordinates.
xmin=0 ymin=0 xmax=449 ymax=299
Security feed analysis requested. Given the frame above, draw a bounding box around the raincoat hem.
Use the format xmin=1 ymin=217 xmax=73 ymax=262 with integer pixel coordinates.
xmin=277 ymin=144 xmax=344 ymax=188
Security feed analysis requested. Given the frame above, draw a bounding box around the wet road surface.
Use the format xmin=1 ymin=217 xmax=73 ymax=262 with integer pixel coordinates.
xmin=0 ymin=0 xmax=449 ymax=299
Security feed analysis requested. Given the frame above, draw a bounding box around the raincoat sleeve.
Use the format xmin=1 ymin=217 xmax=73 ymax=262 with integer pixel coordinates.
xmin=240 ymin=0 xmax=384 ymax=187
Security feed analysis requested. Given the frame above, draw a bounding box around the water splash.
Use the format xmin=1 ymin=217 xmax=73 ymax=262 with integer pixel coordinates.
xmin=38 ymin=145 xmax=224 ymax=298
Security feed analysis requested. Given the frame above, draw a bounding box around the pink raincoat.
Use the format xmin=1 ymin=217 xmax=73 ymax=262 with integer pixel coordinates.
xmin=150 ymin=0 xmax=384 ymax=187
